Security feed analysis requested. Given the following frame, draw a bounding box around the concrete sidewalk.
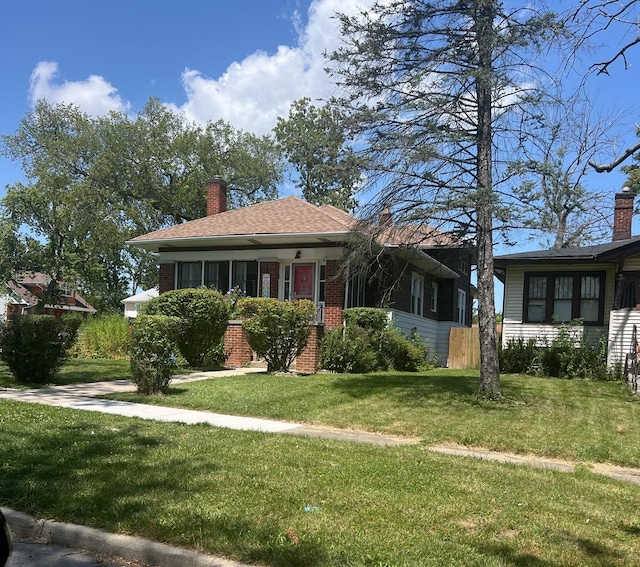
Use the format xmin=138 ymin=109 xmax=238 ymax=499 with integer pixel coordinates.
xmin=0 ymin=368 xmax=415 ymax=446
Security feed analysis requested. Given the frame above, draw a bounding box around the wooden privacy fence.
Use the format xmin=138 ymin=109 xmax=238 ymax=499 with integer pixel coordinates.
xmin=448 ymin=327 xmax=480 ymax=369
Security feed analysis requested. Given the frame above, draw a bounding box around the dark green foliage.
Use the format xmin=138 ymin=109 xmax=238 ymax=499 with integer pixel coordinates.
xmin=499 ymin=337 xmax=539 ymax=374
xmin=500 ymin=324 xmax=612 ymax=380
xmin=129 ymin=315 xmax=181 ymax=394
xmin=343 ymin=307 xmax=389 ymax=334
xmin=144 ymin=289 xmax=230 ymax=367
xmin=0 ymin=315 xmax=81 ymax=383
xmin=320 ymin=326 xmax=379 ymax=373
xmin=237 ymin=298 xmax=317 ymax=372
xmin=321 ymin=308 xmax=429 ymax=373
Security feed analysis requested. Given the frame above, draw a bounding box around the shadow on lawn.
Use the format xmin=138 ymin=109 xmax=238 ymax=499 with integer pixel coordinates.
xmin=0 ymin=406 xmax=328 ymax=567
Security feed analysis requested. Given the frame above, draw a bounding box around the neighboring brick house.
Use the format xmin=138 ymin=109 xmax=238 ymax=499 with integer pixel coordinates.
xmin=128 ymin=179 xmax=474 ymax=366
xmin=0 ymin=272 xmax=96 ymax=320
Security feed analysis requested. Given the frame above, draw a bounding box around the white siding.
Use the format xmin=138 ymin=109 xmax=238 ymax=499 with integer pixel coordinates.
xmin=387 ymin=309 xmax=459 ymax=366
xmin=607 ymin=309 xmax=640 ymax=367
xmin=501 ymin=263 xmax=615 ymax=347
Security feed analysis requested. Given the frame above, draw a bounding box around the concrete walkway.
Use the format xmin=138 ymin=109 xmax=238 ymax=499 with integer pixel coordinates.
xmin=0 ymin=368 xmax=415 ymax=446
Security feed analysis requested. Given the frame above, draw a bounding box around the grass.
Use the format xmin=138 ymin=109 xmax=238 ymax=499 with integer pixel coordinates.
xmin=1 ymin=398 xmax=640 ymax=566
xmin=0 ymin=358 xmax=132 ymax=389
xmin=108 ymin=369 xmax=640 ymax=468
xmin=3 ymin=361 xmax=640 ymax=565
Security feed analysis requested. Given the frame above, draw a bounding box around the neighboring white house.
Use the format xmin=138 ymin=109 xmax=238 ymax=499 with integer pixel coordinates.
xmin=122 ymin=287 xmax=159 ymax=318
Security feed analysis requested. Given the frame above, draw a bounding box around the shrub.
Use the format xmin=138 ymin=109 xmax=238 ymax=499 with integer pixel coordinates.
xmin=129 ymin=315 xmax=181 ymax=394
xmin=343 ymin=308 xmax=389 ymax=334
xmin=320 ymin=325 xmax=379 ymax=373
xmin=144 ymin=288 xmax=230 ymax=367
xmin=70 ymin=314 xmax=130 ymax=359
xmin=0 ymin=315 xmax=81 ymax=383
xmin=379 ymin=327 xmax=428 ymax=371
xmin=237 ymin=298 xmax=317 ymax=372
xmin=499 ymin=337 xmax=538 ymax=374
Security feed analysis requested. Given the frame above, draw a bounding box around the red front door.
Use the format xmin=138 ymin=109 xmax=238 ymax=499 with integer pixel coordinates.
xmin=293 ymin=264 xmax=315 ymax=300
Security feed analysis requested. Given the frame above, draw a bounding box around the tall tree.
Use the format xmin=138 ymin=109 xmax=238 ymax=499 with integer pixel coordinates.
xmin=1 ymin=99 xmax=284 ymax=311
xmin=274 ymin=97 xmax=361 ymax=212
xmin=330 ymin=0 xmax=566 ymax=397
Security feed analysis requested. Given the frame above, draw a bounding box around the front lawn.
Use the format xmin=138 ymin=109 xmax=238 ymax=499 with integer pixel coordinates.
xmin=109 ymin=369 xmax=640 ymax=468
xmin=1 ymin=398 xmax=639 ymax=566
xmin=0 ymin=358 xmax=132 ymax=389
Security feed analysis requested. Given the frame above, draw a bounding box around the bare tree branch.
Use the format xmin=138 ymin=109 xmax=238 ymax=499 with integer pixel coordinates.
xmin=588 ymin=140 xmax=640 ymax=172
xmin=590 ymin=36 xmax=640 ymax=75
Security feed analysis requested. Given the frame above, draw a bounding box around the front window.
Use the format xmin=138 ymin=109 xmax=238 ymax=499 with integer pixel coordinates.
xmin=457 ymin=288 xmax=467 ymax=325
xmin=411 ymin=273 xmax=424 ymax=316
xmin=346 ymin=273 xmax=366 ymax=308
xmin=205 ymin=261 xmax=230 ymax=292
xmin=431 ymin=281 xmax=439 ymax=313
xmin=524 ymin=272 xmax=605 ymax=325
xmin=177 ymin=262 xmax=202 ymax=289
xmin=232 ymin=261 xmax=258 ymax=297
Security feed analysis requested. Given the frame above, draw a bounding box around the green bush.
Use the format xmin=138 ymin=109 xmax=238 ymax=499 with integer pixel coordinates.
xmin=343 ymin=308 xmax=389 ymax=334
xmin=499 ymin=337 xmax=538 ymax=374
xmin=0 ymin=315 xmax=81 ymax=383
xmin=237 ymin=298 xmax=317 ymax=372
xmin=379 ymin=327 xmax=428 ymax=371
xmin=70 ymin=314 xmax=130 ymax=359
xmin=144 ymin=289 xmax=230 ymax=367
xmin=130 ymin=315 xmax=181 ymax=394
xmin=320 ymin=325 xmax=379 ymax=373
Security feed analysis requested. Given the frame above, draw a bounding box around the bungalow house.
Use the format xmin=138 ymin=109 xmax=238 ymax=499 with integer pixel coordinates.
xmin=494 ymin=188 xmax=640 ymax=367
xmin=128 ymin=179 xmax=474 ymax=365
xmin=0 ymin=272 xmax=97 ymax=320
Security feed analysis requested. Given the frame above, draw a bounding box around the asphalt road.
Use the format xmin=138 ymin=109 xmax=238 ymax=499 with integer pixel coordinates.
xmin=7 ymin=540 xmax=149 ymax=567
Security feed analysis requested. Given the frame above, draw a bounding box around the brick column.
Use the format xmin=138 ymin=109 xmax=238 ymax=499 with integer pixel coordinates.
xmin=324 ymin=260 xmax=344 ymax=330
xmin=259 ymin=262 xmax=280 ymax=298
xmin=224 ymin=321 xmax=254 ymax=367
xmin=294 ymin=323 xmax=324 ymax=373
xmin=159 ymin=264 xmax=175 ymax=293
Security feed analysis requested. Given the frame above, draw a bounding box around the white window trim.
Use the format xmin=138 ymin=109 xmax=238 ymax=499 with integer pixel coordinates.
xmin=410 ymin=272 xmax=424 ymax=316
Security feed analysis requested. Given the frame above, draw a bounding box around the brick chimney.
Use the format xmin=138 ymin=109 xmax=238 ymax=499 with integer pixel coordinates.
xmin=207 ymin=178 xmax=227 ymax=216
xmin=613 ymin=186 xmax=635 ymax=241
xmin=379 ymin=207 xmax=392 ymax=226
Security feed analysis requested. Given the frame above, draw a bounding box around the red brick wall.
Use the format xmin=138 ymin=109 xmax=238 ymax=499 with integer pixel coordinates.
xmin=224 ymin=322 xmax=253 ymax=368
xmin=159 ymin=264 xmax=175 ymax=293
xmin=324 ymin=260 xmax=344 ymax=330
xmin=613 ymin=191 xmax=635 ymax=241
xmin=259 ymin=262 xmax=280 ymax=298
xmin=294 ymin=323 xmax=324 ymax=373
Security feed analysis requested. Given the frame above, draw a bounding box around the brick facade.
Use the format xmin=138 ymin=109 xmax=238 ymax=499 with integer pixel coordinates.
xmin=159 ymin=263 xmax=175 ymax=293
xmin=294 ymin=323 xmax=324 ymax=373
xmin=224 ymin=322 xmax=254 ymax=368
xmin=259 ymin=262 xmax=280 ymax=298
xmin=324 ymin=259 xmax=344 ymax=330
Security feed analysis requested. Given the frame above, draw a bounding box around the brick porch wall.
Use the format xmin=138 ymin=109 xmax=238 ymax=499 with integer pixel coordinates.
xmin=324 ymin=260 xmax=344 ymax=330
xmin=294 ymin=323 xmax=324 ymax=373
xmin=224 ymin=321 xmax=253 ymax=368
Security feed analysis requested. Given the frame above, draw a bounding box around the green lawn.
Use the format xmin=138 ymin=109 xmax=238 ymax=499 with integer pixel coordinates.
xmin=0 ymin=358 xmax=132 ymax=389
xmin=109 ymin=369 xmax=640 ymax=468
xmin=1 ymin=398 xmax=639 ymax=566
xmin=3 ymin=363 xmax=640 ymax=565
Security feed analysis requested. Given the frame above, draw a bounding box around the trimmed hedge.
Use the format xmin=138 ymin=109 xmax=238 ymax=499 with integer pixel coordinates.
xmin=237 ymin=298 xmax=317 ymax=372
xmin=130 ymin=315 xmax=181 ymax=394
xmin=0 ymin=315 xmax=81 ymax=383
xmin=144 ymin=288 xmax=230 ymax=367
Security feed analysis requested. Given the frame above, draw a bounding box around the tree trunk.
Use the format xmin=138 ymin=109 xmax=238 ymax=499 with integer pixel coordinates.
xmin=475 ymin=0 xmax=501 ymax=397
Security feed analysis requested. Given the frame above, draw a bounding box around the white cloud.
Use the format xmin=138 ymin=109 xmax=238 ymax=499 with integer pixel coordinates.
xmin=29 ymin=61 xmax=130 ymax=116
xmin=27 ymin=0 xmax=372 ymax=134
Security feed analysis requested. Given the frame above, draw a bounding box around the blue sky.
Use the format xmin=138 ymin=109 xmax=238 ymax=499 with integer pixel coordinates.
xmin=1 ymin=0 xmax=640 ymax=304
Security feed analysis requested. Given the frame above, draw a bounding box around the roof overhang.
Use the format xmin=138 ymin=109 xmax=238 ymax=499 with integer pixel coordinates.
xmin=127 ymin=231 xmax=351 ymax=252
xmin=388 ymin=245 xmax=459 ymax=279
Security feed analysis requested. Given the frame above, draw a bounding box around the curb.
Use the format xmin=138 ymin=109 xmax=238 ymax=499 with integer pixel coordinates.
xmin=2 ymin=508 xmax=258 ymax=567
